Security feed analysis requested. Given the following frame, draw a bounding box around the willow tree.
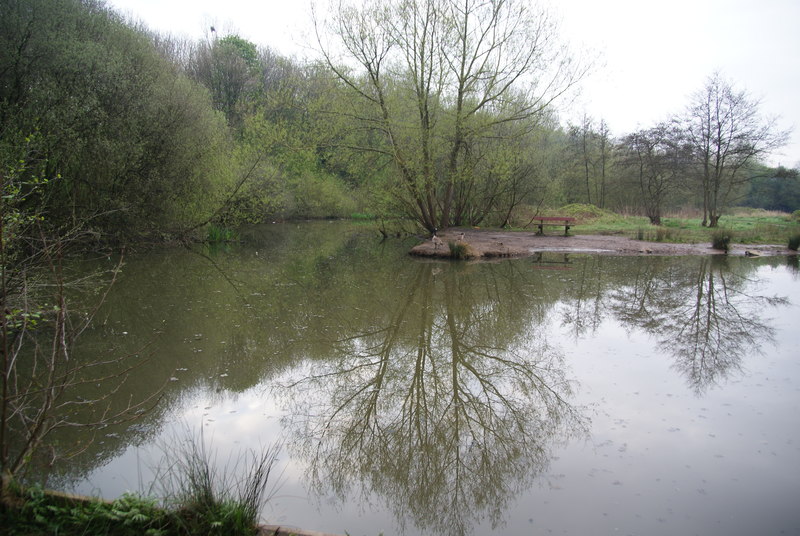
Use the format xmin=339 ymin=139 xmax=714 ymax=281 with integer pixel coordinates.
xmin=318 ymin=0 xmax=584 ymax=232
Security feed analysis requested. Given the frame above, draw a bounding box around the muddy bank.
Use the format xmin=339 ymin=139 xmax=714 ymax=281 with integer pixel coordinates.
xmin=409 ymin=228 xmax=794 ymax=258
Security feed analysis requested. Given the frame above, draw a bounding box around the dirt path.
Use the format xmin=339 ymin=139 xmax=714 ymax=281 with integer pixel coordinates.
xmin=409 ymin=228 xmax=794 ymax=258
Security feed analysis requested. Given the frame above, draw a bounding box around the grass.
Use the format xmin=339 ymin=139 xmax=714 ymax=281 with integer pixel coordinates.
xmin=206 ymin=224 xmax=239 ymax=243
xmin=155 ymin=429 xmax=279 ymax=536
xmin=350 ymin=212 xmax=376 ymax=220
xmin=447 ymin=240 xmax=476 ymax=259
xmin=513 ymin=205 xmax=800 ymax=247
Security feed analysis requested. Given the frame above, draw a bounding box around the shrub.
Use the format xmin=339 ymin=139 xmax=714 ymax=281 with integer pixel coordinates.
xmin=447 ymin=241 xmax=476 ymax=260
xmin=792 ymin=210 xmax=800 ymax=222
xmin=788 ymin=234 xmax=800 ymax=251
xmin=711 ymin=230 xmax=733 ymax=252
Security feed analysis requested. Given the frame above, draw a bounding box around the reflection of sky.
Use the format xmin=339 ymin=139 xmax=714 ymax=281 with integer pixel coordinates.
xmin=75 ymin=263 xmax=800 ymax=536
xmin=500 ymin=268 xmax=800 ymax=536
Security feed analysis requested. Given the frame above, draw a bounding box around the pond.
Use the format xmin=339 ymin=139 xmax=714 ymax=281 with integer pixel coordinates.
xmin=47 ymin=222 xmax=800 ymax=536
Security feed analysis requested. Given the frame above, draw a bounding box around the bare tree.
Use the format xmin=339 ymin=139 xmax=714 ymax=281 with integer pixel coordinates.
xmin=682 ymin=73 xmax=789 ymax=227
xmin=619 ymin=123 xmax=689 ymax=225
xmin=317 ymin=0 xmax=586 ymax=232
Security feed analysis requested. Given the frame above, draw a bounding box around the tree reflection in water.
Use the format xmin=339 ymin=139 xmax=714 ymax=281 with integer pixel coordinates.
xmin=564 ymin=256 xmax=788 ymax=394
xmin=278 ymin=262 xmax=586 ymax=536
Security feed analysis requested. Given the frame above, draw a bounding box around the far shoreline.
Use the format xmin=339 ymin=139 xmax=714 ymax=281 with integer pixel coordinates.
xmin=409 ymin=228 xmax=795 ymax=259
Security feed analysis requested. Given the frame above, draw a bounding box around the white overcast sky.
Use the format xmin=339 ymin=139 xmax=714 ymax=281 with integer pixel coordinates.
xmin=108 ymin=0 xmax=799 ymax=167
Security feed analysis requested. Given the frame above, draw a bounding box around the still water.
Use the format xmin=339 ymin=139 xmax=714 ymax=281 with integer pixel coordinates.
xmin=53 ymin=222 xmax=799 ymax=535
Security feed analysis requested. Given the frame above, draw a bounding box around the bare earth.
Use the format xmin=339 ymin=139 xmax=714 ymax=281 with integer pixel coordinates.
xmin=409 ymin=228 xmax=794 ymax=259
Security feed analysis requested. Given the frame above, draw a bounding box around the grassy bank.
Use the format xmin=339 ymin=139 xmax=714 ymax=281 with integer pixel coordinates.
xmin=1 ymin=477 xmax=269 ymax=536
xmin=527 ymin=205 xmax=800 ymax=247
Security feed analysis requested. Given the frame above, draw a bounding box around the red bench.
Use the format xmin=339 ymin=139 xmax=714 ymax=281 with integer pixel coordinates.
xmin=532 ymin=216 xmax=576 ymax=236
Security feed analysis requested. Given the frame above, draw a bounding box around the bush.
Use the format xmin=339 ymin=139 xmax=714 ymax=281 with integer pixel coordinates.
xmin=792 ymin=210 xmax=800 ymax=222
xmin=788 ymin=234 xmax=800 ymax=251
xmin=711 ymin=230 xmax=733 ymax=252
xmin=447 ymin=241 xmax=476 ymax=260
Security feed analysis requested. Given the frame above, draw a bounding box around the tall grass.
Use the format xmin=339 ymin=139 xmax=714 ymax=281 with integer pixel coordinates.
xmin=711 ymin=229 xmax=733 ymax=252
xmin=206 ymin=224 xmax=239 ymax=243
xmin=155 ymin=428 xmax=280 ymax=535
xmin=447 ymin=240 xmax=477 ymax=259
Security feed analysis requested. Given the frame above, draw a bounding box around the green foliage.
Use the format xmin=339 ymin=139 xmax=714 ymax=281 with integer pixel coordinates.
xmin=744 ymin=166 xmax=800 ymax=213
xmin=788 ymin=234 xmax=800 ymax=251
xmin=290 ymin=172 xmax=357 ymax=219
xmin=185 ymin=34 xmax=262 ymax=128
xmin=351 ymin=212 xmax=376 ymax=220
xmin=711 ymin=230 xmax=733 ymax=252
xmin=322 ymin=0 xmax=583 ymax=232
xmin=1 ymin=0 xmax=236 ymax=241
xmin=2 ymin=486 xmax=170 ymax=536
xmin=1 ymin=484 xmax=269 ymax=536
xmin=206 ymin=224 xmax=239 ymax=243
xmin=217 ymin=35 xmax=260 ymax=71
xmin=792 ymin=210 xmax=800 ymax=222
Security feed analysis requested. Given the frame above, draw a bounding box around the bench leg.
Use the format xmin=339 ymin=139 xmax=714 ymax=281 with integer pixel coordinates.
xmin=537 ymin=223 xmax=544 ymax=235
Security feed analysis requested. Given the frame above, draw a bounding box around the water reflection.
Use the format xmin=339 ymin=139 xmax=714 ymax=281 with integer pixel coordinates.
xmin=564 ymin=256 xmax=787 ymax=394
xmin=278 ymin=262 xmax=585 ymax=536
xmin=24 ymin=224 xmax=794 ymax=536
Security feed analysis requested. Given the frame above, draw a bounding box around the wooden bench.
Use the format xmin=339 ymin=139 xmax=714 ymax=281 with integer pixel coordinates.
xmin=532 ymin=216 xmax=576 ymax=236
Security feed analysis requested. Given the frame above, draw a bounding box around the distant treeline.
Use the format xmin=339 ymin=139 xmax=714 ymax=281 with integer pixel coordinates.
xmin=2 ymin=0 xmax=796 ymax=243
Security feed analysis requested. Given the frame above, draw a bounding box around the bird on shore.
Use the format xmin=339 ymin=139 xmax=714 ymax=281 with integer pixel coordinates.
xmin=457 ymin=232 xmax=465 ymax=242
xmin=431 ymin=229 xmax=443 ymax=250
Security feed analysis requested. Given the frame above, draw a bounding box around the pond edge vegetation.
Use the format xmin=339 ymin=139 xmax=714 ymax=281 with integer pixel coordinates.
xmin=1 ymin=432 xmax=285 ymax=536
